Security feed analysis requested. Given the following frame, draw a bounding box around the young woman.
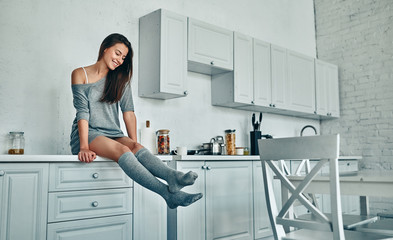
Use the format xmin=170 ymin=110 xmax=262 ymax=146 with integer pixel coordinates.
xmin=70 ymin=33 xmax=202 ymax=209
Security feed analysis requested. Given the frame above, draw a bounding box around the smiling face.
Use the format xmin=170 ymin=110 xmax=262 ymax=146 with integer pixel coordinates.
xmin=103 ymin=43 xmax=129 ymax=70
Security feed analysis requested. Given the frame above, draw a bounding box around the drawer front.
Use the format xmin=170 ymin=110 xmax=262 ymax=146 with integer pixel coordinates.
xmin=49 ymin=162 xmax=132 ymax=191
xmin=48 ymin=188 xmax=132 ymax=223
xmin=47 ymin=214 xmax=132 ymax=240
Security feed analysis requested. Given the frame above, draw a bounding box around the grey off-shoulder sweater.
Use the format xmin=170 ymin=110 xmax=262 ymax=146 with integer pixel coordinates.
xmin=70 ymin=77 xmax=134 ymax=154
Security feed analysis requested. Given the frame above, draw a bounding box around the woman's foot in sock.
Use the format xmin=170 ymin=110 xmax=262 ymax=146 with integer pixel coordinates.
xmin=166 ymin=191 xmax=203 ymax=209
xmin=168 ymin=171 xmax=198 ymax=193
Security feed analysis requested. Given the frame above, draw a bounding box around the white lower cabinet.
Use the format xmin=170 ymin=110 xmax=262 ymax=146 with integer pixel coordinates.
xmin=173 ymin=161 xmax=254 ymax=240
xmin=0 ymin=163 xmax=48 ymax=240
xmin=48 ymin=188 xmax=132 ymax=223
xmin=174 ymin=161 xmax=206 ymax=240
xmin=133 ymin=171 xmax=167 ymax=240
xmin=47 ymin=162 xmax=133 ymax=240
xmin=0 ymin=161 xmax=134 ymax=240
xmin=253 ymin=162 xmax=273 ymax=239
xmin=47 ymin=215 xmax=132 ymax=240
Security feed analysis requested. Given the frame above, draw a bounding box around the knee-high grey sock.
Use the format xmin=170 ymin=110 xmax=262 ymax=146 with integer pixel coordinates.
xmin=135 ymin=148 xmax=198 ymax=193
xmin=118 ymin=152 xmax=203 ymax=209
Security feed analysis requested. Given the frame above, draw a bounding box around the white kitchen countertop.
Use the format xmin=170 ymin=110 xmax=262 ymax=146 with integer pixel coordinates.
xmin=0 ymin=154 xmax=173 ymax=163
xmin=173 ymin=155 xmax=362 ymax=161
xmin=0 ymin=154 xmax=361 ymax=163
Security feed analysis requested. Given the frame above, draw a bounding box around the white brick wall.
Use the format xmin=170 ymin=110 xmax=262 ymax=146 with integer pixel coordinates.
xmin=314 ymin=0 xmax=393 ymax=213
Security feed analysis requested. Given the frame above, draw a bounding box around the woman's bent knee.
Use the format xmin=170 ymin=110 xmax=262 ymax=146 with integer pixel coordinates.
xmin=118 ymin=144 xmax=132 ymax=155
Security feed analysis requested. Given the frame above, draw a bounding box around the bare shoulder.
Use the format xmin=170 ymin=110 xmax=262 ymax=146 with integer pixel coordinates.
xmin=71 ymin=68 xmax=85 ymax=85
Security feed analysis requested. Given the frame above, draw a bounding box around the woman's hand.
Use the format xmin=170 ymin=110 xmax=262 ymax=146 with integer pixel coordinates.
xmin=78 ymin=148 xmax=97 ymax=163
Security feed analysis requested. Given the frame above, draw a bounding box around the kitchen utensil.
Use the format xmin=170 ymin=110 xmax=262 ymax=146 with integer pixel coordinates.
xmin=210 ymin=138 xmax=221 ymax=155
xmin=258 ymin=112 xmax=263 ymax=131
xmin=199 ymin=142 xmax=213 ymax=155
xmin=187 ymin=150 xmax=196 ymax=155
xmin=216 ymin=136 xmax=225 ymax=155
xmin=252 ymin=113 xmax=256 ymax=131
xmin=252 ymin=113 xmax=263 ymax=131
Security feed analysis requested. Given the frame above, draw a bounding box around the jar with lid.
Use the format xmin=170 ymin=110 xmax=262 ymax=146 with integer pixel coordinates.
xmin=156 ymin=129 xmax=170 ymax=155
xmin=8 ymin=132 xmax=25 ymax=154
xmin=225 ymin=129 xmax=236 ymax=155
xmin=243 ymin=147 xmax=250 ymax=155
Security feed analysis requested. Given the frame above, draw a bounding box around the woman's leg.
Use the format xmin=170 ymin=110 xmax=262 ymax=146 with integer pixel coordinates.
xmin=89 ymin=136 xmax=202 ymax=208
xmin=115 ymin=137 xmax=198 ymax=193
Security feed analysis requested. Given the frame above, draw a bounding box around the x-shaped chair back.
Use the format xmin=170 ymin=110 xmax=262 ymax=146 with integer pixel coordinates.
xmin=258 ymin=134 xmax=345 ymax=240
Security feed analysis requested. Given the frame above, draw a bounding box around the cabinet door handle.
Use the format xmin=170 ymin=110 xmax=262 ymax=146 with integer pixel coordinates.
xmin=210 ymin=61 xmax=214 ymax=65
xmin=184 ymin=90 xmax=188 ymax=96
xmin=201 ymin=165 xmax=207 ymax=170
xmin=0 ymin=170 xmax=5 ymax=176
xmin=251 ymin=101 xmax=254 ymax=104
xmin=92 ymin=201 xmax=99 ymax=207
xmin=92 ymin=173 xmax=99 ymax=179
xmin=206 ymin=166 xmax=211 ymax=170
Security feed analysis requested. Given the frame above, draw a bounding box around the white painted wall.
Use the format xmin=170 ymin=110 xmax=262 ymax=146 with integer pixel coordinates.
xmin=0 ymin=0 xmax=318 ymax=154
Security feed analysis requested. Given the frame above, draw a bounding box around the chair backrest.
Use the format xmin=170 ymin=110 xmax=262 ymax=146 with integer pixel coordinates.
xmin=258 ymin=134 xmax=344 ymax=240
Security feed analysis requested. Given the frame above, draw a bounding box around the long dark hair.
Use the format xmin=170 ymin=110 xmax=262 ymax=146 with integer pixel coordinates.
xmin=98 ymin=33 xmax=133 ymax=103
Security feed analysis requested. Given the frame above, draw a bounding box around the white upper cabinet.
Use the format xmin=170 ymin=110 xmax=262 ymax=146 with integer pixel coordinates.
xmin=287 ymin=50 xmax=316 ymax=114
xmin=253 ymin=39 xmax=272 ymax=107
xmin=211 ymin=32 xmax=253 ymax=107
xmin=234 ymin=32 xmax=254 ymax=104
xmin=138 ymin=9 xmax=340 ymax=119
xmin=315 ymin=59 xmax=340 ymax=118
xmin=271 ymin=45 xmax=290 ymax=110
xmin=139 ymin=9 xmax=187 ymax=99
xmin=188 ymin=18 xmax=234 ymax=75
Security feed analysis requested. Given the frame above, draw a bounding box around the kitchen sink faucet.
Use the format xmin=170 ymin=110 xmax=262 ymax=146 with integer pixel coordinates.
xmin=300 ymin=125 xmax=317 ymax=136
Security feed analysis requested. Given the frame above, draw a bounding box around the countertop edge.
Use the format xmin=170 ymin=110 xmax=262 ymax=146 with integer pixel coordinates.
xmin=0 ymin=155 xmax=172 ymax=163
xmin=0 ymin=155 xmax=362 ymax=163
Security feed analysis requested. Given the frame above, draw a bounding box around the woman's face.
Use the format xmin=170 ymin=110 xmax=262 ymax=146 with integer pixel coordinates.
xmin=103 ymin=43 xmax=129 ymax=70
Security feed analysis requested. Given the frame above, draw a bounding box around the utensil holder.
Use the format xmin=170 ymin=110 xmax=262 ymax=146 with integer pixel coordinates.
xmin=250 ymin=131 xmax=261 ymax=155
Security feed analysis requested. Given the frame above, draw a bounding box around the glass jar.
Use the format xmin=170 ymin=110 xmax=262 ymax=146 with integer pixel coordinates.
xmin=8 ymin=132 xmax=25 ymax=154
xmin=244 ymin=147 xmax=250 ymax=155
xmin=156 ymin=129 xmax=170 ymax=155
xmin=225 ymin=129 xmax=236 ymax=155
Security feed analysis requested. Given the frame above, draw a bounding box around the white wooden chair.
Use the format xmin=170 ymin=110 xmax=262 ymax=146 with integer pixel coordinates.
xmin=258 ymin=134 xmax=391 ymax=240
